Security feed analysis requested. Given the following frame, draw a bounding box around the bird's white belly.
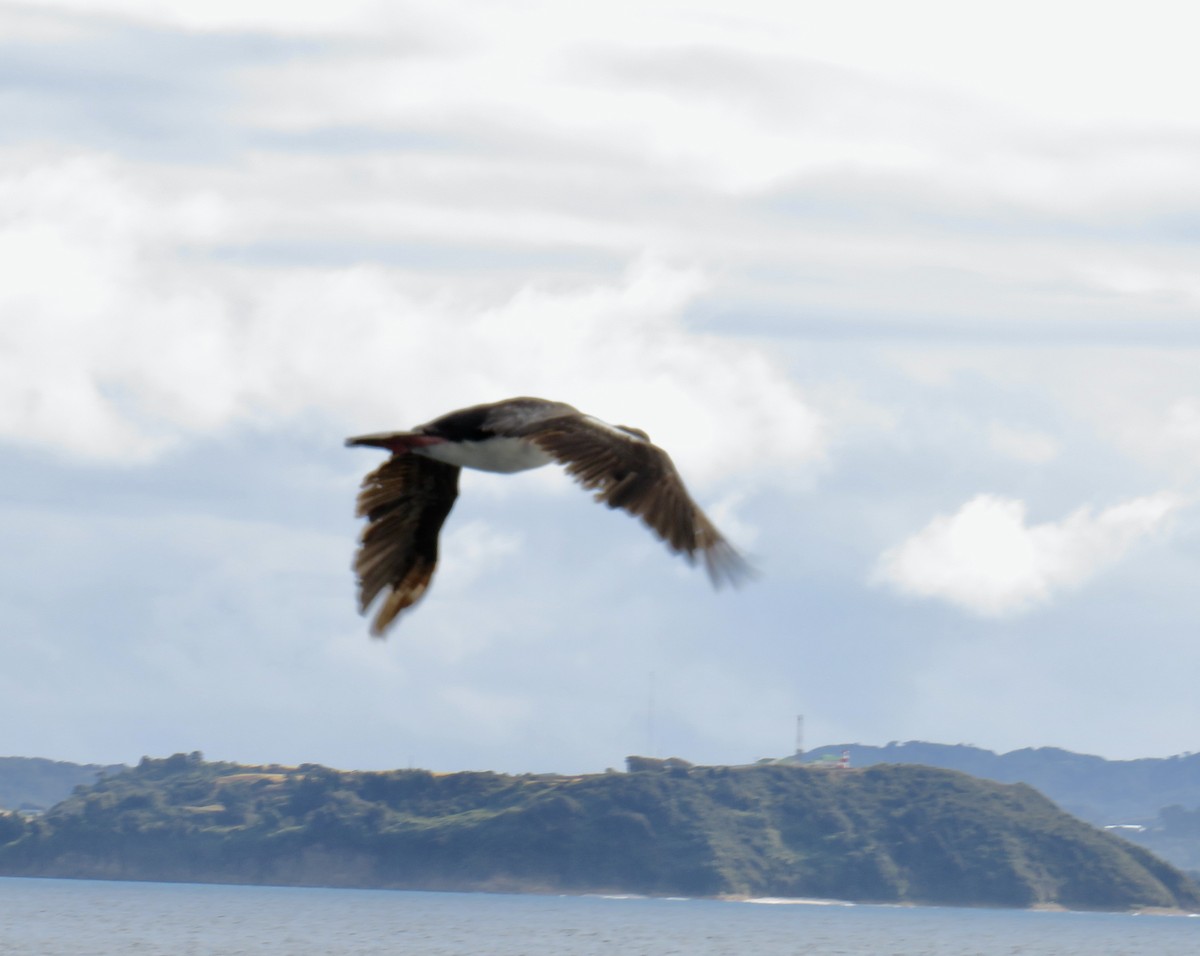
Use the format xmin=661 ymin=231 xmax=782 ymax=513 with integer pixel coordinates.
xmin=418 ymin=436 xmax=553 ymax=473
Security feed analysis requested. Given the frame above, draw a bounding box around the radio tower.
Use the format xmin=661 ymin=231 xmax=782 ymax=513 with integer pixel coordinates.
xmin=795 ymin=715 xmax=804 ymax=758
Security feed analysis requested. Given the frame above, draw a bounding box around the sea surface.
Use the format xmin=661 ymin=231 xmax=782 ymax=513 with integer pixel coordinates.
xmin=0 ymin=877 xmax=1196 ymax=956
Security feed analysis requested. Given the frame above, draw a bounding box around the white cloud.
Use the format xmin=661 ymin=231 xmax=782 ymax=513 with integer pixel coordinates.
xmin=0 ymin=147 xmax=823 ymax=485
xmin=987 ymin=422 xmax=1058 ymax=464
xmin=0 ymin=4 xmax=93 ymax=40
xmin=0 ymin=150 xmax=235 ymax=459
xmin=26 ymin=0 xmax=391 ymax=34
xmin=40 ymin=1 xmax=1200 ymax=132
xmin=875 ymin=492 xmax=1182 ymax=616
xmin=1165 ymin=399 xmax=1200 ymax=449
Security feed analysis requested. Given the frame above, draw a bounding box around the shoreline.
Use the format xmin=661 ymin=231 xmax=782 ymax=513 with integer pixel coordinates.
xmin=4 ymin=873 xmax=1195 ymax=917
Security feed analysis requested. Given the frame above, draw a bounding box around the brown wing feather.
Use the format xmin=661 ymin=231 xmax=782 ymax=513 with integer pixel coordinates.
xmin=352 ymin=455 xmax=460 ymax=636
xmin=521 ymin=416 xmax=751 ymax=585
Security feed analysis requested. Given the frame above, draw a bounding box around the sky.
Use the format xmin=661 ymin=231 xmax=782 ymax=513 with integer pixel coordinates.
xmin=3 ymin=0 xmax=1200 ymax=774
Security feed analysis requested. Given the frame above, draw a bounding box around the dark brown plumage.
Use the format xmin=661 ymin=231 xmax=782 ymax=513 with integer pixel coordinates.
xmin=352 ymin=455 xmax=460 ymax=636
xmin=347 ymin=397 xmax=750 ymax=635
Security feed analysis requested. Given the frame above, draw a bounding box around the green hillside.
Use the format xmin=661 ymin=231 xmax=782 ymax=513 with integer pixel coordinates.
xmin=795 ymin=742 xmax=1200 ymax=875
xmin=1 ymin=753 xmax=1196 ymax=912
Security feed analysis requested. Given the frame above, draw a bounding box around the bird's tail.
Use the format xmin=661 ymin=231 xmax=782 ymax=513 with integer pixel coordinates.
xmin=345 ymin=431 xmax=446 ymax=453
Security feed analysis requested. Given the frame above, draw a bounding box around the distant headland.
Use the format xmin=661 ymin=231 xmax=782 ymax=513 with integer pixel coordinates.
xmin=1 ymin=752 xmax=1197 ymax=913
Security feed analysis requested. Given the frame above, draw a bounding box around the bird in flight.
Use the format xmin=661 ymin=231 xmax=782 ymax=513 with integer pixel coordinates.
xmin=346 ymin=397 xmax=751 ymax=635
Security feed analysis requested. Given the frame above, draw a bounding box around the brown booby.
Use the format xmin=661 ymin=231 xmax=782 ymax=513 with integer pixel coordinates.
xmin=346 ymin=396 xmax=751 ymax=635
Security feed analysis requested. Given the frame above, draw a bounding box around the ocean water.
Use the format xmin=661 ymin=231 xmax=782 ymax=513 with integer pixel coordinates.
xmin=0 ymin=877 xmax=1195 ymax=956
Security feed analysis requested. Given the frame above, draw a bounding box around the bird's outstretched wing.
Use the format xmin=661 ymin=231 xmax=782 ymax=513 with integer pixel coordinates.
xmin=517 ymin=415 xmax=752 ymax=586
xmin=352 ymin=454 xmax=460 ymax=636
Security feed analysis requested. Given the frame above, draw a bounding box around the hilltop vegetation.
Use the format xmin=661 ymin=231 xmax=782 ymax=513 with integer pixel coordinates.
xmin=1 ymin=753 xmax=1196 ymax=912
